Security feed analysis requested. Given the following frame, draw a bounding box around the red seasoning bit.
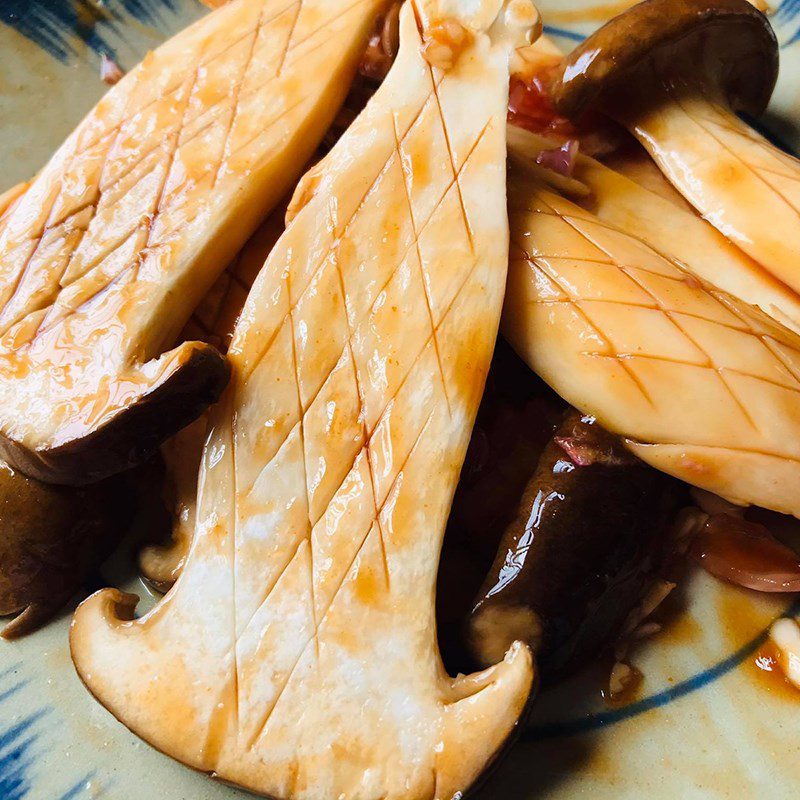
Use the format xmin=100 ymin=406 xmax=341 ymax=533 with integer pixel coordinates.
xmin=554 ymin=432 xmax=632 ymax=467
xmin=100 ymin=53 xmax=124 ymax=86
xmin=507 ymin=74 xmax=576 ymax=138
xmin=691 ymin=513 xmax=800 ymax=592
xmin=553 ymin=435 xmax=595 ymax=466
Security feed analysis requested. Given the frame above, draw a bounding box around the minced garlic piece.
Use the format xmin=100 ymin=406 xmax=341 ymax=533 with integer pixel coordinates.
xmin=100 ymin=53 xmax=124 ymax=86
xmin=421 ymin=19 xmax=473 ymax=70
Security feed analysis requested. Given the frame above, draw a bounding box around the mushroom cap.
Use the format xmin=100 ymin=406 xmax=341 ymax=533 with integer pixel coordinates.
xmin=551 ymin=0 xmax=778 ymax=120
xmin=0 ymin=344 xmax=230 ymax=486
xmin=0 ymin=462 xmax=132 ymax=638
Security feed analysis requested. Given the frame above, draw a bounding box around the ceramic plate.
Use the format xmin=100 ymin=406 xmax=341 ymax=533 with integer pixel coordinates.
xmin=1 ymin=2 xmax=799 ymax=798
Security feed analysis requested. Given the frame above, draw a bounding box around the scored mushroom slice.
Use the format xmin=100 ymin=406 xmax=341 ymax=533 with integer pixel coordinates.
xmin=0 ymin=0 xmax=386 ymax=485
xmin=139 ymin=209 xmax=286 ymax=590
xmin=71 ymin=2 xmax=536 ymax=798
xmin=508 ymin=126 xmax=800 ymax=333
xmin=502 ymin=171 xmax=800 ymax=518
xmin=549 ymin=0 xmax=800 ymax=300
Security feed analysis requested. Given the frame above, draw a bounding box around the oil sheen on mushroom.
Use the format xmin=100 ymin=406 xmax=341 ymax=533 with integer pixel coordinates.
xmin=0 ymin=0 xmax=385 ymax=486
xmin=71 ymin=3 xmax=539 ymax=798
xmin=467 ymin=410 xmax=678 ymax=674
xmin=502 ymin=170 xmax=800 ymax=518
xmin=508 ymin=91 xmax=800 ymax=334
xmin=551 ymin=0 xmax=800 ymax=324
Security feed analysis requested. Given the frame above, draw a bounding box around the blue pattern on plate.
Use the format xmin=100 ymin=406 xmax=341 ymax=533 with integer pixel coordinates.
xmin=0 ymin=0 xmax=185 ymax=61
xmin=775 ymin=0 xmax=800 ymax=19
xmin=526 ymin=599 xmax=800 ymax=740
xmin=0 ymin=665 xmax=93 ymax=800
xmin=776 ymin=0 xmax=800 ymax=38
xmin=542 ymin=24 xmax=585 ymax=42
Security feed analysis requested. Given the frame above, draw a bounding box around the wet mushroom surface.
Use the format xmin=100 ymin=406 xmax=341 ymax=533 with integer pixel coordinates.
xmin=507 ymin=124 xmax=800 ymax=334
xmin=70 ymin=4 xmax=539 ymax=798
xmin=550 ymin=0 xmax=800 ymax=317
xmin=502 ymin=168 xmax=800 ymax=517
xmin=4 ymin=0 xmax=800 ymax=797
xmin=0 ymin=0 xmax=385 ymax=486
xmin=467 ymin=409 xmax=681 ymax=675
xmin=437 ymin=341 xmax=683 ymax=681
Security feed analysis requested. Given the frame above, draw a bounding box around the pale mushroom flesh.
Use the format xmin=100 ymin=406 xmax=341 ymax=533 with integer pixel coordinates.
xmin=0 ymin=0 xmax=383 ymax=485
xmin=71 ymin=3 xmax=537 ymax=798
xmin=503 ymin=171 xmax=800 ymax=517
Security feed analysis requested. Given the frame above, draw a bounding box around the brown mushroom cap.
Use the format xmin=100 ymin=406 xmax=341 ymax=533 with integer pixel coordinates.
xmin=0 ymin=345 xmax=230 ymax=486
xmin=551 ymin=0 xmax=778 ymax=120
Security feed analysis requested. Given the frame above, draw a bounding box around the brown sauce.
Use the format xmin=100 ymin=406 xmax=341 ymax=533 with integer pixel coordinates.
xmin=600 ymin=662 xmax=643 ymax=707
xmin=715 ymin=586 xmax=799 ymax=700
xmin=717 ymin=587 xmax=774 ymax=645
xmin=751 ymin=641 xmax=799 ymax=701
xmin=658 ymin=609 xmax=701 ymax=647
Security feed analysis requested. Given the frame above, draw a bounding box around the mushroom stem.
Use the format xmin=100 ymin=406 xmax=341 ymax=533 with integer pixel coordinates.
xmin=548 ymin=0 xmax=789 ymax=303
xmin=613 ymin=84 xmax=800 ymax=299
xmin=71 ymin=4 xmax=539 ymax=797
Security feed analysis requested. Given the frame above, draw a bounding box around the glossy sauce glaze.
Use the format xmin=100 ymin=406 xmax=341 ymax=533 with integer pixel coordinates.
xmin=439 ymin=343 xmax=705 ymax=689
xmin=752 ymin=640 xmax=799 ymax=700
xmin=465 ymin=403 xmax=681 ymax=676
xmin=71 ymin=5 xmax=540 ymax=797
xmin=0 ymin=0 xmax=381 ymax=485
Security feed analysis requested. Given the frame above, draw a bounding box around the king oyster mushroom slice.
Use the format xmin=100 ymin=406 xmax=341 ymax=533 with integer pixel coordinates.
xmin=140 ymin=210 xmax=286 ymax=590
xmin=508 ymin=126 xmax=800 ymax=333
xmin=0 ymin=0 xmax=386 ymax=486
xmin=0 ymin=182 xmax=29 ymax=222
xmin=549 ymin=0 xmax=800 ymax=305
xmin=70 ymin=2 xmax=536 ymax=797
xmin=503 ymin=170 xmax=800 ymax=518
